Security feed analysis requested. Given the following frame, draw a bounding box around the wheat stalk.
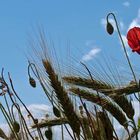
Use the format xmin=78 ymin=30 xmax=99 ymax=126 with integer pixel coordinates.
xmin=31 ymin=117 xmax=68 ymax=129
xmin=63 ymin=76 xmax=140 ymax=96
xmin=97 ymin=111 xmax=114 ymax=140
xmin=70 ymin=87 xmax=128 ymax=127
xmin=42 ymin=59 xmax=81 ymax=137
xmin=63 ymin=76 xmax=135 ymax=120
xmin=63 ymin=76 xmax=113 ymax=90
xmin=113 ymin=95 xmax=134 ymax=120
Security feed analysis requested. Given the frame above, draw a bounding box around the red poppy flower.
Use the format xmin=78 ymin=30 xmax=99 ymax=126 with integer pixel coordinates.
xmin=127 ymin=27 xmax=140 ymax=54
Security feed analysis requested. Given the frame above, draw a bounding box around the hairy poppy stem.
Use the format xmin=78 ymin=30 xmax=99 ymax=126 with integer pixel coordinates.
xmin=106 ymin=13 xmax=140 ymax=98
xmin=8 ymin=74 xmax=45 ymax=140
xmin=106 ymin=13 xmax=137 ymax=83
xmin=107 ymin=13 xmax=139 ymax=140
xmin=11 ymin=103 xmax=34 ymax=140
xmin=28 ymin=62 xmax=62 ymax=109
xmin=0 ymin=104 xmax=20 ymax=140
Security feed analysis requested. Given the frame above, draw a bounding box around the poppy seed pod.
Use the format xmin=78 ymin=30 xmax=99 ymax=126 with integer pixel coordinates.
xmin=29 ymin=77 xmax=36 ymax=88
xmin=13 ymin=121 xmax=20 ymax=133
xmin=35 ymin=136 xmax=39 ymax=140
xmin=45 ymin=128 xmax=52 ymax=140
xmin=53 ymin=106 xmax=61 ymax=117
xmin=79 ymin=105 xmax=83 ymax=111
xmin=106 ymin=22 xmax=114 ymax=35
xmin=34 ymin=119 xmax=38 ymax=124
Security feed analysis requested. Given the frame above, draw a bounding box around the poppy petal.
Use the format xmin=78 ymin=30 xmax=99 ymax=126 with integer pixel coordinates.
xmin=127 ymin=27 xmax=140 ymax=54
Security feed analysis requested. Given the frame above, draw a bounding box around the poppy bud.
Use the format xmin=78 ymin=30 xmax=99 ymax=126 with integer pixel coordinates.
xmin=106 ymin=22 xmax=114 ymax=35
xmin=13 ymin=121 xmax=20 ymax=133
xmin=45 ymin=114 xmax=49 ymax=118
xmin=35 ymin=136 xmax=39 ymax=140
xmin=53 ymin=106 xmax=61 ymax=117
xmin=0 ymin=84 xmax=5 ymax=89
xmin=79 ymin=105 xmax=83 ymax=111
xmin=45 ymin=128 xmax=52 ymax=139
xmin=29 ymin=77 xmax=36 ymax=88
xmin=34 ymin=119 xmax=38 ymax=124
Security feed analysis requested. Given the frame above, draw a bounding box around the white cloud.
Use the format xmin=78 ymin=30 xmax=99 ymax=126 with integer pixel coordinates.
xmin=101 ymin=18 xmax=125 ymax=31
xmin=82 ymin=48 xmax=101 ymax=61
xmin=0 ymin=100 xmax=140 ymax=139
xmin=120 ymin=21 xmax=125 ymax=30
xmin=85 ymin=40 xmax=94 ymax=46
xmin=123 ymin=1 xmax=130 ymax=7
xmin=116 ymin=8 xmax=140 ymax=56
xmin=121 ymin=34 xmax=130 ymax=49
xmin=128 ymin=8 xmax=140 ymax=30
xmin=15 ymin=104 xmax=52 ymax=121
xmin=53 ymin=125 xmax=72 ymax=140
xmin=121 ymin=34 xmax=128 ymax=47
xmin=0 ymin=104 xmax=52 ymax=137
xmin=26 ymin=104 xmax=51 ymax=115
xmin=0 ymin=103 xmax=75 ymax=140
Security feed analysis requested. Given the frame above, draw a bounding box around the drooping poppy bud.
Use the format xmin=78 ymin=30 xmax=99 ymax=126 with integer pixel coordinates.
xmin=106 ymin=22 xmax=114 ymax=35
xmin=0 ymin=84 xmax=5 ymax=89
xmin=29 ymin=77 xmax=36 ymax=88
xmin=127 ymin=27 xmax=140 ymax=54
xmin=53 ymin=106 xmax=61 ymax=117
xmin=79 ymin=105 xmax=84 ymax=115
xmin=34 ymin=119 xmax=38 ymax=124
xmin=34 ymin=136 xmax=39 ymax=140
xmin=13 ymin=121 xmax=20 ymax=133
xmin=45 ymin=128 xmax=52 ymax=140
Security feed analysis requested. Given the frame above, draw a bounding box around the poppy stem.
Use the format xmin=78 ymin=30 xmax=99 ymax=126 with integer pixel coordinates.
xmin=107 ymin=13 xmax=136 ymax=82
xmin=107 ymin=13 xmax=139 ymax=140
xmin=106 ymin=13 xmax=140 ymax=99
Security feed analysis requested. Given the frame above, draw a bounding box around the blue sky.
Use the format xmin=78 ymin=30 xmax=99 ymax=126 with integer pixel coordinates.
xmin=0 ymin=0 xmax=140 ymax=137
xmin=0 ymin=0 xmax=139 ymax=104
